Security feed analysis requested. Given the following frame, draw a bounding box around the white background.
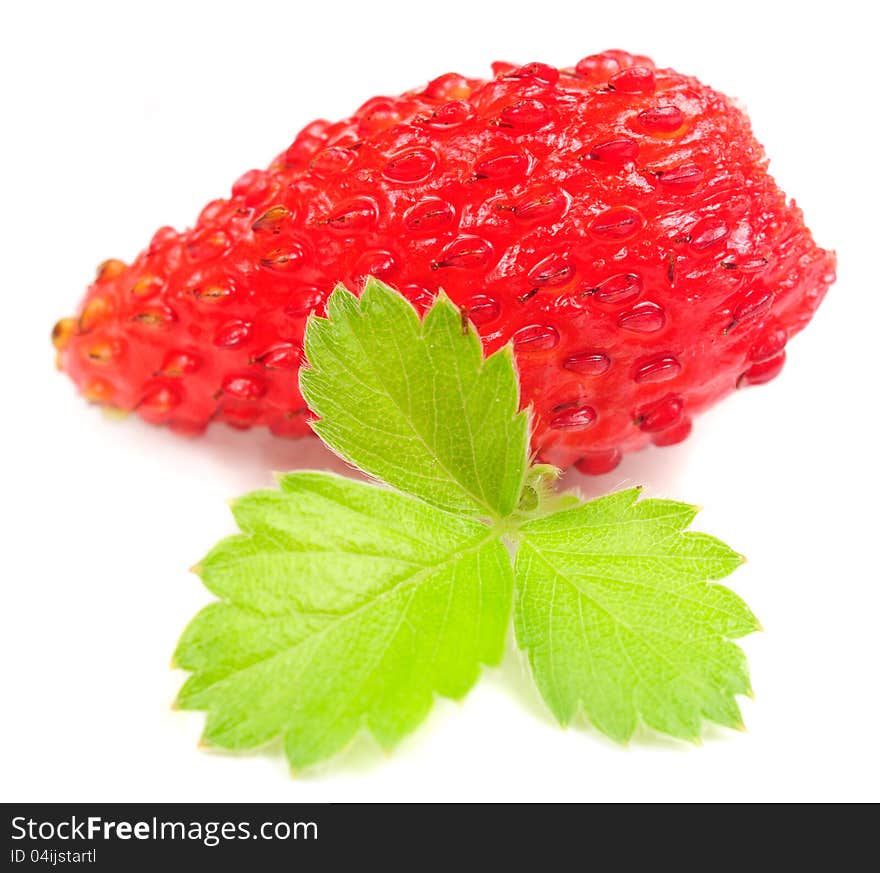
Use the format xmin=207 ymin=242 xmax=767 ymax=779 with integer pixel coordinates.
xmin=2 ymin=0 xmax=877 ymax=803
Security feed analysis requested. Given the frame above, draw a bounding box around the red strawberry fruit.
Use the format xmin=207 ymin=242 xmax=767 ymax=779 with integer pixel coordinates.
xmin=53 ymin=50 xmax=834 ymax=472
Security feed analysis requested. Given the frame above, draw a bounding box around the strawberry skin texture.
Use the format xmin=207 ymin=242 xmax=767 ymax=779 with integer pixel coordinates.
xmin=54 ymin=51 xmax=834 ymax=471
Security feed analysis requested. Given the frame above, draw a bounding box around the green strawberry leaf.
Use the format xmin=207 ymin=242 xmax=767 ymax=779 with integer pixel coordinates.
xmin=513 ymin=488 xmax=759 ymax=742
xmin=174 ymin=471 xmax=512 ymax=770
xmin=174 ymin=279 xmax=761 ymax=769
xmin=300 ymin=278 xmax=529 ymax=520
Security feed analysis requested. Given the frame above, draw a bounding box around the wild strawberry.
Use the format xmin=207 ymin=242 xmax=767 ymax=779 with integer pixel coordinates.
xmin=54 ymin=51 xmax=834 ymax=470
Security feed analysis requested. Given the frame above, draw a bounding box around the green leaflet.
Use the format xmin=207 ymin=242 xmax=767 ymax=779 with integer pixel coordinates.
xmin=513 ymin=489 xmax=758 ymax=742
xmin=300 ymin=278 xmax=529 ymax=520
xmin=174 ymin=279 xmax=760 ymax=770
xmin=175 ymin=472 xmax=512 ymax=769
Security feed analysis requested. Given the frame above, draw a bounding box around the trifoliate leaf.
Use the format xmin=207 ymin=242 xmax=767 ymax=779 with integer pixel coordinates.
xmin=513 ymin=488 xmax=758 ymax=742
xmin=300 ymin=278 xmax=529 ymax=520
xmin=175 ymin=278 xmax=762 ymax=769
xmin=175 ymin=472 xmax=512 ymax=769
